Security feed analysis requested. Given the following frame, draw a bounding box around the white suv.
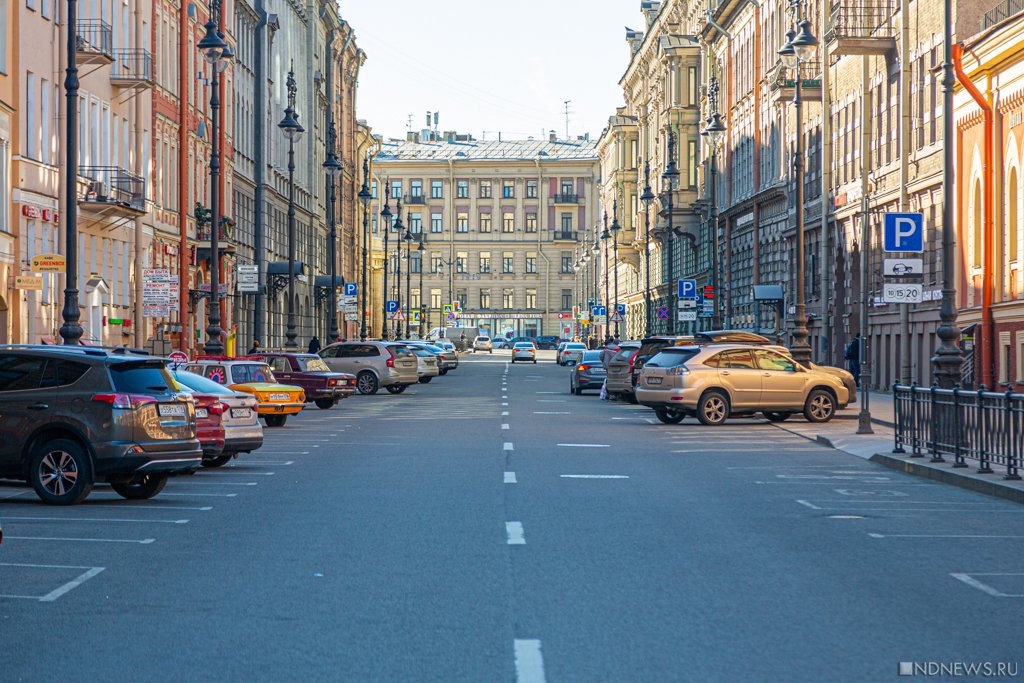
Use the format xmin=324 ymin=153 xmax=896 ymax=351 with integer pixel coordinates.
xmin=473 ymin=336 xmax=493 ymax=353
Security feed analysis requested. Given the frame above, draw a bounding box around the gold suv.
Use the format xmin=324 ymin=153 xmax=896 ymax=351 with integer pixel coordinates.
xmin=635 ymin=344 xmax=850 ymax=425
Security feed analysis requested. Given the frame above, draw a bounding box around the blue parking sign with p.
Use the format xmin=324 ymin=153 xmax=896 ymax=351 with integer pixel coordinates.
xmin=344 ymin=283 xmax=358 ymax=296
xmin=883 ymin=213 xmax=924 ymax=253
xmin=677 ymin=279 xmax=697 ymax=299
xmin=616 ymin=304 xmax=626 ymax=316
xmin=386 ymin=300 xmax=399 ymax=314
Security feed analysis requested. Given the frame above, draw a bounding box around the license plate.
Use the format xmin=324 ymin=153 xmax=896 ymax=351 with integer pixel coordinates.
xmin=647 ymin=377 xmax=663 ymax=385
xmin=195 ymin=408 xmax=209 ymax=418
xmin=158 ymin=403 xmax=186 ymax=417
xmin=269 ymin=393 xmax=289 ymax=401
xmin=231 ymin=408 xmax=252 ymax=418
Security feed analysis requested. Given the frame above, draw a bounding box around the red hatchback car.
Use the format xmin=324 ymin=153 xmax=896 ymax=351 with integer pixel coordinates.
xmin=185 ymin=389 xmax=227 ymax=465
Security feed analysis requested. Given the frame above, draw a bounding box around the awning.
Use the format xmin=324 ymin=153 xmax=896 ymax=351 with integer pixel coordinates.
xmin=314 ymin=275 xmax=345 ymax=288
xmin=752 ymin=285 xmax=784 ymax=302
xmin=266 ymin=261 xmax=306 ymax=276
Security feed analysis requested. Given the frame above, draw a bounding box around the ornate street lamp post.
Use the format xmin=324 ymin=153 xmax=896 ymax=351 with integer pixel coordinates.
xmin=198 ymin=1 xmax=231 ymax=354
xmin=277 ymin=66 xmax=304 ymax=349
xmin=661 ymin=131 xmax=680 ymax=335
xmin=323 ymin=120 xmax=343 ymax=342
xmin=379 ymin=195 xmax=395 ymax=339
xmin=640 ymin=163 xmax=656 ymax=337
xmin=392 ymin=205 xmax=406 ymax=340
xmin=601 ymin=215 xmax=611 ymax=340
xmin=610 ymin=201 xmax=622 ymax=338
xmin=60 ymin=0 xmax=83 ymax=344
xmin=779 ymin=19 xmax=818 ymax=366
xmin=701 ymin=87 xmax=727 ymax=331
xmin=417 ymin=237 xmax=425 ymax=337
xmin=404 ymin=218 xmax=413 ymax=339
xmin=357 ymin=159 xmax=372 ymax=341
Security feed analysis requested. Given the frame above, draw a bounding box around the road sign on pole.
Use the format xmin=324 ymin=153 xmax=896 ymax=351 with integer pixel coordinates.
xmin=656 ymin=305 xmax=669 ymax=320
xmin=386 ymin=300 xmax=399 ymax=314
xmin=883 ymin=212 xmax=924 ymax=252
xmin=678 ymin=311 xmax=697 ymax=322
xmin=344 ymin=282 xmax=358 ymax=297
xmin=390 ymin=308 xmax=405 ymax=321
xmin=677 ymin=279 xmax=697 ymax=299
xmin=616 ymin=303 xmax=626 ymax=316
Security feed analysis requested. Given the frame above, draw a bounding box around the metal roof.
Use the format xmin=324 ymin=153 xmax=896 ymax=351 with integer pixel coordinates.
xmin=376 ymin=138 xmax=599 ymax=163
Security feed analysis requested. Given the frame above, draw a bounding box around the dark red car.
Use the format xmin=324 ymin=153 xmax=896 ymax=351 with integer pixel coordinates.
xmin=188 ymin=391 xmax=227 ymax=464
xmin=257 ymin=352 xmax=356 ymax=409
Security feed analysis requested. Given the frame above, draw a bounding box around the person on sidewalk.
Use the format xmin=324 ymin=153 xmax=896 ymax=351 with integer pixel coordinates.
xmin=599 ymin=339 xmax=619 ymax=400
xmin=845 ymin=334 xmax=861 ymax=386
xmin=248 ymin=340 xmax=261 ymax=355
xmin=308 ymin=336 xmax=322 ymax=354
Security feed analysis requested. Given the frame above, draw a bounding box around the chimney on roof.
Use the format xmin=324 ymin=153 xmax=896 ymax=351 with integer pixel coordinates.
xmin=549 ymin=130 xmax=557 ymax=142
xmin=641 ymin=1 xmax=662 ymax=29
xmin=444 ymin=130 xmax=456 ymax=142
xmin=625 ymin=26 xmax=645 ymax=56
xmin=407 ymin=131 xmax=420 ymax=143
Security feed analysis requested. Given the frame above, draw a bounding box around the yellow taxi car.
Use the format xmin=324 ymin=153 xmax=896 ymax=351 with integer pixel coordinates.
xmin=186 ymin=357 xmax=305 ymax=427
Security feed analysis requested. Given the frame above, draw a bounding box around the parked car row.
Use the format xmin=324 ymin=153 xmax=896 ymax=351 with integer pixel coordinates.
xmin=560 ymin=331 xmax=857 ymax=427
xmin=316 ymin=339 xmax=460 ymax=394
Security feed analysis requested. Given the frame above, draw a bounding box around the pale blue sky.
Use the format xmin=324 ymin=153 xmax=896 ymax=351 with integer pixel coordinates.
xmin=341 ymin=0 xmax=641 ymax=141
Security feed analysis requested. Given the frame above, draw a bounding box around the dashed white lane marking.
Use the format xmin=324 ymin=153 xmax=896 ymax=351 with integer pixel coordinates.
xmin=506 ymin=522 xmax=526 ymax=545
xmin=1 ymin=516 xmax=189 ymax=524
xmin=535 ymin=392 xmax=559 ymax=394
xmin=5 ymin=536 xmax=156 ymax=544
xmin=869 ymin=533 xmax=1024 ymax=539
xmin=557 ymin=443 xmax=610 ymax=448
xmin=502 ymin=402 xmax=509 ymax=406
xmin=503 ymin=442 xmax=514 ymax=451
xmin=514 ymin=639 xmax=546 ymax=683
xmin=502 ymin=411 xmax=509 ymax=416
xmin=502 ymin=424 xmax=510 ymax=430
xmin=560 ymin=475 xmax=629 ymax=479
xmin=534 ymin=411 xmax=570 ymax=415
xmin=795 ymin=499 xmax=823 ymax=510
xmin=503 ymin=395 xmax=508 ymax=399
xmin=504 ymin=472 xmax=518 ymax=484
xmin=950 ymin=573 xmax=1023 ymax=597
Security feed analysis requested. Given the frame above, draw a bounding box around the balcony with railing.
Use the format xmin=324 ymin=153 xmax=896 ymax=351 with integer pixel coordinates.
xmin=982 ymin=0 xmax=1024 ymax=28
xmin=78 ymin=167 xmax=147 ymax=216
xmin=553 ymin=231 xmax=579 ymax=242
xmin=824 ymin=1 xmax=897 ymax=55
xmin=76 ymin=20 xmax=114 ymax=65
xmin=111 ymin=49 xmax=155 ymax=90
xmin=196 ymin=222 xmax=238 ymax=255
xmin=768 ymin=61 xmax=822 ymax=103
xmin=405 ymin=195 xmax=426 ymax=205
xmin=551 ymin=193 xmax=581 ymax=204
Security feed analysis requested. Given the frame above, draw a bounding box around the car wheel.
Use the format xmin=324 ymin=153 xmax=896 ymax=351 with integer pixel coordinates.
xmin=110 ymin=473 xmax=168 ymax=500
xmin=626 ymin=393 xmax=639 ymax=405
xmin=439 ymin=368 xmax=448 ymax=376
xmin=573 ymin=385 xmax=582 ymax=396
xmin=697 ymin=391 xmax=730 ymax=426
xmin=533 ymin=359 xmax=537 ymax=364
xmin=654 ymin=407 xmax=685 ymax=424
xmin=314 ymin=399 xmax=337 ymax=410
xmin=356 ymin=371 xmax=379 ymax=395
xmin=203 ymin=454 xmax=233 ymax=468
xmin=28 ymin=438 xmax=94 ymax=505
xmin=804 ymin=389 xmax=836 ymax=423
xmin=264 ymin=415 xmax=287 ymax=427
xmin=386 ymin=384 xmax=408 ymax=394
xmin=763 ymin=411 xmax=792 ymax=422
xmin=418 ymin=377 xmax=432 ymax=384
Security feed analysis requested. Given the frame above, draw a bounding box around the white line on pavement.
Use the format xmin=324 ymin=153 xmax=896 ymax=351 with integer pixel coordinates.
xmin=795 ymin=499 xmax=823 ymax=510
xmin=40 ymin=566 xmax=106 ymax=602
xmin=203 ymin=471 xmax=276 ymax=476
xmin=611 ymin=417 xmax=649 ymax=420
xmin=161 ymin=492 xmax=238 ymax=498
xmin=557 ymin=443 xmax=610 ymax=448
xmin=1 ymin=516 xmax=189 ymax=524
xmin=504 ymin=442 xmax=514 ymax=451
xmin=514 ymin=639 xmax=546 ymax=683
xmin=171 ymin=481 xmax=258 ymax=486
xmin=502 ymin=424 xmax=510 ymax=430
xmin=534 ymin=411 xmax=570 ymax=415
xmin=504 ymin=472 xmax=518 ymax=484
xmin=537 ymin=400 xmax=567 ymax=403
xmin=506 ymin=522 xmax=526 ymax=545
xmin=503 ymin=395 xmax=508 ymax=399
xmin=230 ymin=460 xmax=294 ymax=465
xmin=502 ymin=411 xmax=509 ymax=416
xmin=560 ymin=475 xmax=630 ymax=479
xmin=5 ymin=536 xmax=156 ymax=544
xmin=535 ymin=392 xmax=559 ymax=394
xmin=0 ymin=489 xmax=32 ymax=500
xmin=869 ymin=533 xmax=1024 ymax=539
xmin=502 ymin=402 xmax=509 ymax=406
xmin=949 ymin=573 xmax=1018 ymax=597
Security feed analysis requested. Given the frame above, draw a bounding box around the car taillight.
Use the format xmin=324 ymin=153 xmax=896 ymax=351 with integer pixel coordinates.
xmin=209 ymin=401 xmax=227 ymax=416
xmin=628 ymin=351 xmax=639 ymax=369
xmin=667 ymin=366 xmax=690 ymax=376
xmin=92 ymin=393 xmax=158 ymax=410
xmin=328 ymin=379 xmax=337 ymax=387
xmin=386 ymin=348 xmax=396 ymax=367
xmin=578 ymin=364 xmax=591 ymax=372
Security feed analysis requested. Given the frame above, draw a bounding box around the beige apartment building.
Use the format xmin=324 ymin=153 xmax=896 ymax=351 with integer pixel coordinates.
xmin=370 ymin=134 xmax=599 ymax=340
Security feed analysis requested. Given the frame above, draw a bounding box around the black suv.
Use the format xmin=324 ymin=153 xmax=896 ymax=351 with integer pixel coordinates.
xmin=0 ymin=346 xmax=202 ymax=504
xmin=534 ymin=336 xmax=562 ymax=350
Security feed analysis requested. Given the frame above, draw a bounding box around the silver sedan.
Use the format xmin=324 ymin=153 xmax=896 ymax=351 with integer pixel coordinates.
xmin=511 ymin=342 xmax=538 ymax=363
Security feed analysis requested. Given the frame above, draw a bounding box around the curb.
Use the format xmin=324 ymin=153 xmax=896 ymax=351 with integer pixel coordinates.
xmin=868 ymin=452 xmax=1024 ymax=505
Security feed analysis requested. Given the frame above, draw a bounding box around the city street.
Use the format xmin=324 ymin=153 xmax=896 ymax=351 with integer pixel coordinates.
xmin=1 ymin=352 xmax=1021 ymax=682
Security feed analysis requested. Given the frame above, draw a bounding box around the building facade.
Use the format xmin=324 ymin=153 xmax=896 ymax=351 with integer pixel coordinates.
xmin=370 ymin=135 xmax=599 ymax=340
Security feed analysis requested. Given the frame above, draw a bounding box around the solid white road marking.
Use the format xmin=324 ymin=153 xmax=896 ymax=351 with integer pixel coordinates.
xmin=230 ymin=460 xmax=294 ymax=465
xmin=506 ymin=522 xmax=526 ymax=545
xmin=0 ymin=503 xmax=215 ymax=512
xmin=205 ymin=471 xmax=276 ymax=476
xmin=951 ymin=573 xmax=1024 ymax=597
xmin=4 ymin=536 xmax=156 ymax=544
xmin=534 ymin=411 xmax=570 ymax=415
xmin=795 ymin=499 xmax=823 ymax=510
xmin=514 ymin=639 xmax=546 ymax=683
xmin=504 ymin=442 xmax=514 ymax=451
xmin=502 ymin=424 xmax=510 ymax=430
xmin=829 ymin=515 xmax=865 ymax=519
xmin=557 ymin=443 xmax=610 ymax=448
xmin=0 ymin=489 xmax=32 ymax=500
xmin=611 ymin=417 xmax=650 ymax=420
xmin=535 ymin=392 xmax=559 ymax=394
xmin=39 ymin=566 xmax=106 ymax=602
xmin=172 ymin=481 xmax=258 ymax=486
xmin=537 ymin=400 xmax=567 ymax=403
xmin=869 ymin=533 xmax=1024 ymax=539
xmin=1 ymin=516 xmax=189 ymax=524
xmin=560 ymin=475 xmax=630 ymax=479
xmin=161 ymin=492 xmax=238 ymax=498
xmin=504 ymin=472 xmax=518 ymax=484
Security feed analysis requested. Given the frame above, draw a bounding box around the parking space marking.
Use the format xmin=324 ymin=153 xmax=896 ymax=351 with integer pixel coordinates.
xmin=161 ymin=492 xmax=237 ymax=498
xmin=230 ymin=460 xmax=294 ymax=466
xmin=560 ymin=474 xmax=630 ymax=479
xmin=950 ymin=573 xmax=1024 ymax=598
xmin=502 ymin=411 xmax=509 ymax=416
xmin=537 ymin=400 xmax=567 ymax=403
xmin=0 ymin=489 xmax=32 ymax=501
xmin=5 ymin=536 xmax=156 ymax=544
xmin=0 ymin=563 xmax=106 ymax=602
xmin=870 ymin=533 xmax=1024 ymax=539
xmin=0 ymin=503 xmax=211 ymax=512
xmin=514 ymin=639 xmax=546 ymax=683
xmin=170 ymin=481 xmax=257 ymax=486
xmin=795 ymin=499 xmax=823 ymax=510
xmin=504 ymin=442 xmax=515 ymax=451
xmin=557 ymin=444 xmax=610 ymax=448
xmin=205 ymin=471 xmax=276 ymax=476
xmin=506 ymin=522 xmax=526 ymax=545
xmin=504 ymin=472 xmax=518 ymax=484
xmin=1 ymin=516 xmax=189 ymax=524
xmin=535 ymin=392 xmax=559 ymax=394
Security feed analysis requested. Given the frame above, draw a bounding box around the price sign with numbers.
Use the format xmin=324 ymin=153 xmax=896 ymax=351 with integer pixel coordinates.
xmin=882 ymin=283 xmax=923 ymax=304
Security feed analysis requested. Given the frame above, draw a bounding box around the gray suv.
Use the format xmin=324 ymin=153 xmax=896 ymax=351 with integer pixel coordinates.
xmin=318 ymin=341 xmax=419 ymax=395
xmin=0 ymin=346 xmax=202 ymax=504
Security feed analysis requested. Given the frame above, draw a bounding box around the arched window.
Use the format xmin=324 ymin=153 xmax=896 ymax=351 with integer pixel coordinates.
xmin=973 ymin=179 xmax=983 ymax=269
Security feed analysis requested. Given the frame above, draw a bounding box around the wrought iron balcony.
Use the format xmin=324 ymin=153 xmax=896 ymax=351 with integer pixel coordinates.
xmin=768 ymin=61 xmax=822 ymax=102
xmin=824 ymin=1 xmax=897 ymax=55
xmin=76 ymin=20 xmax=113 ymax=65
xmin=78 ymin=166 xmax=146 ymax=215
xmin=551 ymin=193 xmax=581 ymax=204
xmin=553 ymin=231 xmax=579 ymax=242
xmin=111 ymin=49 xmax=155 ymax=90
xmin=983 ymin=0 xmax=1024 ymax=28
xmin=405 ymin=195 xmax=426 ymax=205
xmin=195 ymin=222 xmax=237 ymax=256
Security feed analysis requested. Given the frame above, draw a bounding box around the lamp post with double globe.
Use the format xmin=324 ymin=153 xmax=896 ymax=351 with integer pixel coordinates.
xmin=277 ymin=66 xmax=304 ymax=349
xmin=357 ymin=158 xmax=372 ymax=341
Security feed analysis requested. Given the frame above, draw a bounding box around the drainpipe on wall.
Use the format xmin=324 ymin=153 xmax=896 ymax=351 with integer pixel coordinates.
xmin=133 ymin=0 xmax=144 ymax=347
xmin=953 ymin=43 xmax=995 ymax=388
xmin=178 ymin=0 xmax=190 ymax=354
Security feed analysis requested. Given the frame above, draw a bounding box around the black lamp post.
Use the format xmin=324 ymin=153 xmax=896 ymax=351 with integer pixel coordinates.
xmin=780 ymin=18 xmax=817 ymax=366
xmin=357 ymin=158 xmax=372 ymax=341
xmin=661 ymin=130 xmax=680 ymax=335
xmin=591 ymin=235 xmax=600 ymax=332
xmin=324 ymin=120 xmax=343 ymax=342
xmin=610 ymin=201 xmax=622 ymax=338
xmin=277 ymin=66 xmax=304 ymax=349
xmin=417 ymin=237 xmax=425 ymax=337
xmin=198 ymin=0 xmax=230 ymax=354
xmin=701 ymin=86 xmax=727 ymax=331
xmin=392 ymin=203 xmax=405 ymax=340
xmin=379 ymin=193 xmax=393 ymax=340
xmin=640 ymin=162 xmax=656 ymax=337
xmin=60 ymin=0 xmax=82 ymax=345
xmin=404 ymin=217 xmax=413 ymax=339
xmin=601 ymin=214 xmax=611 ymax=340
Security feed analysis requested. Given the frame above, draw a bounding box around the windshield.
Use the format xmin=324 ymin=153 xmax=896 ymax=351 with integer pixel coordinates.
xmin=234 ymin=363 xmax=277 ymax=384
xmin=172 ymin=370 xmax=237 ymax=396
xmin=109 ymin=362 xmax=180 ymax=394
xmin=646 ymin=349 xmax=700 ymax=368
xmin=297 ymin=355 xmax=332 ymax=372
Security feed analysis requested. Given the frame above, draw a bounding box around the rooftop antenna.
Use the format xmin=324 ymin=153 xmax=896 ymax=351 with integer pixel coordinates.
xmin=563 ymin=100 xmax=573 ymax=139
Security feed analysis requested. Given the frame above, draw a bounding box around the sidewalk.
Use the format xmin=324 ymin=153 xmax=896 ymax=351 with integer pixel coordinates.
xmin=774 ymin=392 xmax=1024 ymax=504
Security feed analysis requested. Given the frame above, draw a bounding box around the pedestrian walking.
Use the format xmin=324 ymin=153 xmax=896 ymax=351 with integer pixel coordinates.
xmin=308 ymin=336 xmax=321 ymax=354
xmin=844 ymin=334 xmax=861 ymax=386
xmin=248 ymin=339 xmax=261 ymax=355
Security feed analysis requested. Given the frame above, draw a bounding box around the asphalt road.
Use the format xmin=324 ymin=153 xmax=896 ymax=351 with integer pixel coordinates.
xmin=2 ymin=350 xmax=1022 ymax=682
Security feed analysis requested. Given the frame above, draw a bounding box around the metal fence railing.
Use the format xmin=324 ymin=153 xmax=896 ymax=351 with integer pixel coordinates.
xmin=76 ymin=20 xmax=113 ymax=57
xmin=79 ymin=166 xmax=146 ymax=212
xmin=894 ymin=383 xmax=1024 ymax=480
xmin=111 ymin=48 xmax=154 ymax=84
xmin=826 ymin=1 xmax=895 ymax=40
xmin=982 ymin=0 xmax=1024 ymax=28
